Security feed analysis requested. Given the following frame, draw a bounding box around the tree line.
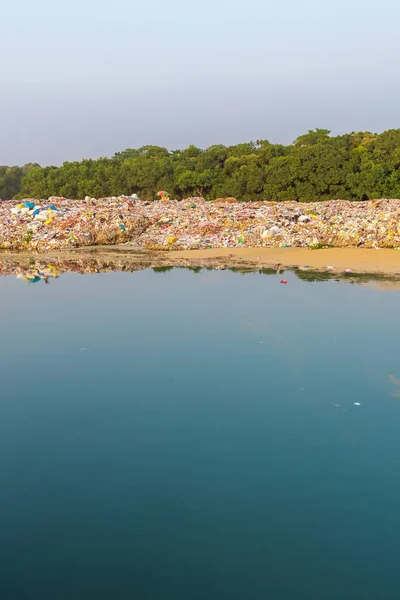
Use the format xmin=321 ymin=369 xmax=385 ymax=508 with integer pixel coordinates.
xmin=2 ymin=129 xmax=400 ymax=202
xmin=0 ymin=164 xmax=40 ymax=201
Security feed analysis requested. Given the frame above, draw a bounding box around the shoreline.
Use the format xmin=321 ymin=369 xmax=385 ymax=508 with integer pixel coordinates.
xmin=1 ymin=246 xmax=400 ymax=275
xmin=170 ymin=247 xmax=400 ymax=275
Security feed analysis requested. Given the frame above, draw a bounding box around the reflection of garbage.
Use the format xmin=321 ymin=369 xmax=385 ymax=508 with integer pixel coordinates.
xmin=2 ymin=196 xmax=400 ymax=251
xmin=2 ymin=254 xmax=400 ymax=289
xmin=15 ymin=264 xmax=61 ymax=284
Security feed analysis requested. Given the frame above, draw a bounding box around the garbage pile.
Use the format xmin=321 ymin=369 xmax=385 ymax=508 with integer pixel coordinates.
xmin=1 ymin=196 xmax=400 ymax=251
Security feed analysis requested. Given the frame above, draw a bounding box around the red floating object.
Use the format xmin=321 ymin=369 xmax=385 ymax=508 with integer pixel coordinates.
xmin=280 ymin=279 xmax=288 ymax=284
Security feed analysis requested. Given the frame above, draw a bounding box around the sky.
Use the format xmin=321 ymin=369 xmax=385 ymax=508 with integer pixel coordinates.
xmin=2 ymin=0 xmax=400 ymax=165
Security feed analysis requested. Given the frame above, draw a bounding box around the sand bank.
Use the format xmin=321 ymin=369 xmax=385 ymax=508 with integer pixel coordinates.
xmin=171 ymin=247 xmax=400 ymax=275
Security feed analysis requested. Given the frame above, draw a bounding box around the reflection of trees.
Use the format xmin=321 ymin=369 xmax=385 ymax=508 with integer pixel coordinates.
xmin=258 ymin=268 xmax=277 ymax=276
xmin=295 ymin=269 xmax=333 ymax=283
xmin=152 ymin=266 xmax=174 ymax=273
xmin=2 ymin=257 xmax=398 ymax=288
xmin=294 ymin=269 xmax=397 ymax=285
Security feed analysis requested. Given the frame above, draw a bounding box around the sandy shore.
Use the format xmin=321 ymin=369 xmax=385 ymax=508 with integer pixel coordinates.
xmin=171 ymin=247 xmax=400 ymax=275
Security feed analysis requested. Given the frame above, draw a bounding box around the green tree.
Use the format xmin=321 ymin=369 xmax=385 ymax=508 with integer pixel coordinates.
xmin=10 ymin=128 xmax=400 ymax=203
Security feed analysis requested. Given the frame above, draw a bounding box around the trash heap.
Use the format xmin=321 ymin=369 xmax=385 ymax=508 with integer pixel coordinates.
xmin=1 ymin=196 xmax=400 ymax=251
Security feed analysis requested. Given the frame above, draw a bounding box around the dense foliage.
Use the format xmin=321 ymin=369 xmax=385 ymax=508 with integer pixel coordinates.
xmin=0 ymin=164 xmax=39 ymax=200
xmin=4 ymin=129 xmax=400 ymax=202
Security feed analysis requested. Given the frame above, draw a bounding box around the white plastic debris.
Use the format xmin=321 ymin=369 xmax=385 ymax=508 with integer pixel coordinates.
xmin=262 ymin=226 xmax=281 ymax=238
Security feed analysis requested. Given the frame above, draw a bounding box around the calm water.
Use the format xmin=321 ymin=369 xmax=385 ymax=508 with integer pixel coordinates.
xmin=1 ymin=268 xmax=400 ymax=599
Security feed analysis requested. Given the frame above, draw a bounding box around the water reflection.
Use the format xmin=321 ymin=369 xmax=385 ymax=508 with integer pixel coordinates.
xmin=0 ymin=253 xmax=399 ymax=287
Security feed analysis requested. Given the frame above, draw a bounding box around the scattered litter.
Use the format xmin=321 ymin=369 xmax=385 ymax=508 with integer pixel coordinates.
xmin=353 ymin=402 xmax=361 ymax=406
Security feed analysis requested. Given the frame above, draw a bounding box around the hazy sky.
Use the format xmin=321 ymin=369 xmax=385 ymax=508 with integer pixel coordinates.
xmin=2 ymin=0 xmax=400 ymax=165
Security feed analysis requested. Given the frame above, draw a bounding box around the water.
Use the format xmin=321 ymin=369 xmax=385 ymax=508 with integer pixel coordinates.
xmin=1 ymin=268 xmax=400 ymax=599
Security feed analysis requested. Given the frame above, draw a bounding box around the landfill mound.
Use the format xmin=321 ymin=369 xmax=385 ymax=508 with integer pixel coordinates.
xmin=2 ymin=196 xmax=400 ymax=251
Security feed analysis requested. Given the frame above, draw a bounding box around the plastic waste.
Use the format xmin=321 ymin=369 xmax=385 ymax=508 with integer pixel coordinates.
xmin=262 ymin=226 xmax=281 ymax=239
xmin=2 ymin=196 xmax=400 ymax=252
